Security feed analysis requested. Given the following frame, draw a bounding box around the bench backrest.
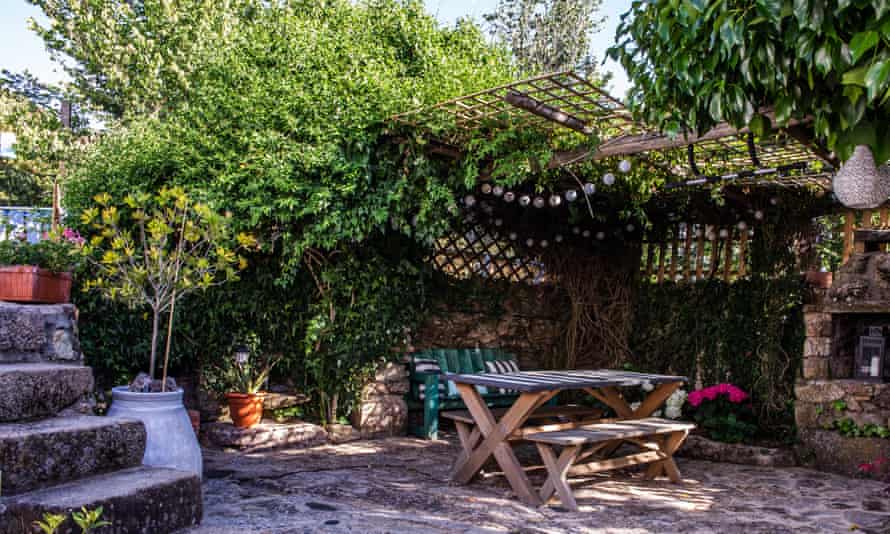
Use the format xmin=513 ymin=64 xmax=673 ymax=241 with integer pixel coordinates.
xmin=408 ymin=348 xmax=518 ymax=399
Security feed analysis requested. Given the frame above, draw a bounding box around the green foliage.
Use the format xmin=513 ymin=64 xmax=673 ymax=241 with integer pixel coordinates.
xmin=609 ymin=0 xmax=890 ymax=162
xmin=71 ymin=507 xmax=111 ymax=533
xmin=484 ymin=0 xmax=606 ymax=77
xmin=33 ymin=513 xmax=66 ymax=534
xmin=688 ymin=396 xmax=758 ymax=444
xmin=833 ymin=418 xmax=890 ymax=439
xmin=631 ymin=275 xmax=805 ymax=433
xmin=303 ymin=244 xmax=428 ymax=423
xmin=80 ymin=187 xmax=254 ymax=379
xmin=203 ymin=341 xmax=283 ymax=395
xmin=34 ymin=507 xmax=110 ymax=534
xmin=0 ymin=232 xmax=82 ymax=273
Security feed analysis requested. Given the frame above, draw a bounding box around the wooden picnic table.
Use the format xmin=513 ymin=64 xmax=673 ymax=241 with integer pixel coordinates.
xmin=443 ymin=369 xmax=688 ymax=507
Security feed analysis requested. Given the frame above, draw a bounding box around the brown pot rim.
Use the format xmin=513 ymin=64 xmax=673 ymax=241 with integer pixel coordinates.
xmin=0 ymin=265 xmax=73 ymax=278
xmin=225 ymin=391 xmax=267 ymax=400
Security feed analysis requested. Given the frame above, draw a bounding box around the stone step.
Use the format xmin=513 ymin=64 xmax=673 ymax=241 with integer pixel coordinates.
xmin=0 ymin=416 xmax=146 ymax=495
xmin=0 ymin=302 xmax=82 ymax=364
xmin=0 ymin=466 xmax=202 ymax=534
xmin=0 ymin=363 xmax=93 ymax=422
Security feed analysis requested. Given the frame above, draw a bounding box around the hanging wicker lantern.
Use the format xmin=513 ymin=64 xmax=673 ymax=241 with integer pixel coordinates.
xmin=833 ymin=145 xmax=890 ymax=209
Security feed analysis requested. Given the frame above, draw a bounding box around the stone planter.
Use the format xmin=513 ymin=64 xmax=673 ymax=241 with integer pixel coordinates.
xmin=0 ymin=266 xmax=71 ymax=304
xmin=107 ymin=386 xmax=202 ymax=477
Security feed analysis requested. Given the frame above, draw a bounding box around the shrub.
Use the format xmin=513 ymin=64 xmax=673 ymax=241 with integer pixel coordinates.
xmin=686 ymin=383 xmax=757 ymax=444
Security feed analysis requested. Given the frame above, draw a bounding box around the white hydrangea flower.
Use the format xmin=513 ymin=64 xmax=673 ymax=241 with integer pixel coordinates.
xmin=641 ymin=380 xmax=654 ymax=392
xmin=630 ymin=401 xmax=641 ymax=412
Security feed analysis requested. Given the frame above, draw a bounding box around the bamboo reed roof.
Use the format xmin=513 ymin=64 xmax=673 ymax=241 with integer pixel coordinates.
xmin=391 ymin=71 xmax=836 ymax=192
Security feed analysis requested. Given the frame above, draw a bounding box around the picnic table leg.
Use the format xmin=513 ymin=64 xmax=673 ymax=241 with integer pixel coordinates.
xmin=536 ymin=443 xmax=581 ymax=511
xmin=451 ymin=384 xmax=555 ymax=506
xmin=644 ymin=429 xmax=688 ymax=482
xmin=584 ymin=381 xmax=684 ymax=465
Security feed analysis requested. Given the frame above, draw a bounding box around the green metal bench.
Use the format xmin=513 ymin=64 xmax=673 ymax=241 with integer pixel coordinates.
xmin=406 ymin=348 xmax=520 ymax=439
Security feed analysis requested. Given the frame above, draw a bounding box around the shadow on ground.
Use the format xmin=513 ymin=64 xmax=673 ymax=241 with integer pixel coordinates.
xmin=183 ymin=434 xmax=890 ymax=533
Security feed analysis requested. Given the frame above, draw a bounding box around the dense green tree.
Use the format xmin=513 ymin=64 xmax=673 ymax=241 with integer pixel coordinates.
xmin=485 ymin=0 xmax=605 ymax=76
xmin=27 ymin=0 xmax=257 ymax=117
xmin=608 ymin=0 xmax=890 ymax=162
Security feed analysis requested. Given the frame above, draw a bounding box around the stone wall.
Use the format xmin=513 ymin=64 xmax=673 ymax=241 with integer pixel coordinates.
xmin=798 ymin=306 xmax=890 ymax=477
xmin=353 ymin=362 xmax=409 ymax=438
xmin=410 ymin=284 xmax=565 ymax=370
xmin=0 ymin=303 xmax=81 ymax=363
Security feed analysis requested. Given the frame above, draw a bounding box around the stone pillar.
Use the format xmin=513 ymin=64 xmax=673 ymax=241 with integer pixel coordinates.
xmin=802 ymin=311 xmax=831 ymax=379
xmin=352 ymin=361 xmax=408 ymax=438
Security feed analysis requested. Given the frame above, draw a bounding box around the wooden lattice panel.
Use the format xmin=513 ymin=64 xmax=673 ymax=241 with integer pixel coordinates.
xmin=429 ymin=224 xmax=547 ymax=284
xmin=642 ymin=222 xmax=752 ymax=284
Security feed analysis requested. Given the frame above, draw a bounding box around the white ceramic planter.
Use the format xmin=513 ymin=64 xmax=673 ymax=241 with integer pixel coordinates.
xmin=107 ymin=386 xmax=202 ymax=477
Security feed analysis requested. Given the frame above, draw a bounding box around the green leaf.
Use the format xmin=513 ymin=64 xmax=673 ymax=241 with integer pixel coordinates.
xmin=814 ymin=44 xmax=832 ymax=74
xmin=849 ymin=31 xmax=880 ymax=63
xmin=865 ymin=61 xmax=890 ymax=101
xmin=748 ymin=113 xmax=772 ymax=137
xmin=842 ymin=65 xmax=869 ymax=87
xmin=709 ymin=93 xmax=723 ymax=122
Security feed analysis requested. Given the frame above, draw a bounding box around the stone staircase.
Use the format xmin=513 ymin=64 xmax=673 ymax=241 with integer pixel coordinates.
xmin=0 ymin=303 xmax=202 ymax=533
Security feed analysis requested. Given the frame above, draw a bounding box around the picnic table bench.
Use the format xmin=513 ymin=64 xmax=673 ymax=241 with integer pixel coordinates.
xmin=527 ymin=418 xmax=695 ymax=511
xmin=444 ymin=369 xmax=690 ymax=507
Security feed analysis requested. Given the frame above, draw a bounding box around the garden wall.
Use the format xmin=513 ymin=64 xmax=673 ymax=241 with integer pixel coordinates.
xmin=410 ymin=282 xmax=565 ymax=370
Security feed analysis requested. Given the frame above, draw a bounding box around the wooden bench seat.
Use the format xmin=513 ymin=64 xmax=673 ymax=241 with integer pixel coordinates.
xmin=526 ymin=418 xmax=695 ymax=511
xmin=441 ymin=404 xmax=603 ymax=425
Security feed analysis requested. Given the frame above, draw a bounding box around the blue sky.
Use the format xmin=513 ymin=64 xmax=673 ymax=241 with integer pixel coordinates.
xmin=1 ymin=0 xmax=631 ymax=96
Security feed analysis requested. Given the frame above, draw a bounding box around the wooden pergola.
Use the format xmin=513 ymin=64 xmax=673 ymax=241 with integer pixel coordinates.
xmin=393 ymin=71 xmax=845 ymax=286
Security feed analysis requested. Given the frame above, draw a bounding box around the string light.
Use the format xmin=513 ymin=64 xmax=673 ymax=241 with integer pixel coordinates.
xmin=626 ymin=224 xmax=635 ymax=233
xmin=572 ymin=226 xmax=580 ymax=235
xmin=509 ymin=232 xmax=518 ymax=240
xmin=494 ymin=218 xmax=503 ymax=226
xmin=519 ymin=195 xmax=531 ymax=206
xmin=565 ymin=190 xmax=578 ymax=202
xmin=504 ymin=192 xmax=515 ymax=203
xmin=540 ymin=239 xmax=549 ymax=248
xmin=603 ymin=173 xmax=616 ymax=185
xmin=582 ymin=230 xmax=591 ymax=238
xmin=583 ymin=183 xmax=596 ymax=195
xmin=554 ymin=234 xmax=563 ymax=242
xmin=618 ymin=160 xmax=632 ymax=173
xmin=525 ymin=238 xmax=535 ymax=247
xmin=719 ymin=228 xmax=729 ymax=238
xmin=737 ymin=221 xmax=748 ymax=231
xmin=549 ymin=195 xmax=562 ymax=207
xmin=596 ymin=231 xmax=606 ymax=240
xmin=464 ymin=195 xmax=476 ymax=207
xmin=754 ymin=210 xmax=764 ymax=220
xmin=492 ymin=185 xmax=504 ymax=196
xmin=533 ymin=197 xmax=546 ymax=208
xmin=480 ymin=184 xmax=492 ymax=194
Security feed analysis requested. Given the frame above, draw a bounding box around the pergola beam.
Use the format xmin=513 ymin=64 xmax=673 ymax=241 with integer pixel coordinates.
xmin=546 ymin=114 xmax=824 ymax=168
xmin=503 ymin=90 xmax=593 ymax=135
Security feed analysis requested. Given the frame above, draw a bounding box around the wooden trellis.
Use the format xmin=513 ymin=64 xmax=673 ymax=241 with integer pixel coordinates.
xmin=428 ymin=224 xmax=547 ymax=284
xmin=642 ymin=223 xmax=751 ymax=284
xmin=840 ymin=207 xmax=890 ymax=262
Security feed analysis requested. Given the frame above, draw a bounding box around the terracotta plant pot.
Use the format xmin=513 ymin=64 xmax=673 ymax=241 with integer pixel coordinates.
xmin=0 ymin=266 xmax=72 ymax=303
xmin=226 ymin=392 xmax=266 ymax=428
xmin=805 ymin=270 xmax=833 ymax=289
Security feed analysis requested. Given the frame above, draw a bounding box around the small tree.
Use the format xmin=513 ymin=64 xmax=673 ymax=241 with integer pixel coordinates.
xmin=80 ymin=187 xmax=255 ymax=383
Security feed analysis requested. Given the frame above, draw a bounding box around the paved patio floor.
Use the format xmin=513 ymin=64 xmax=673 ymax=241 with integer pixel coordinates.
xmin=185 ymin=434 xmax=890 ymax=534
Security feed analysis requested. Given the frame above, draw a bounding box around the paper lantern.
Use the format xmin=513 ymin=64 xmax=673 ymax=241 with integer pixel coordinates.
xmin=833 ymin=145 xmax=890 ymax=209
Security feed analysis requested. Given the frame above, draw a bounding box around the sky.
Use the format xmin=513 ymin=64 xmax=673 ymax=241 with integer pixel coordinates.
xmin=0 ymin=0 xmax=631 ymax=96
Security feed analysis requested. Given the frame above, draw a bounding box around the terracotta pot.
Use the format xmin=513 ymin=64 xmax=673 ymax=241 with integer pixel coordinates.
xmin=805 ymin=270 xmax=833 ymax=289
xmin=0 ymin=266 xmax=72 ymax=303
xmin=225 ymin=392 xmax=266 ymax=428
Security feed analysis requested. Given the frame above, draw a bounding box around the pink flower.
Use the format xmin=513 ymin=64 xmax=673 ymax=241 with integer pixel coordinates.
xmin=686 ymin=383 xmax=750 ymax=407
xmin=859 ymin=462 xmax=876 ymax=473
xmin=688 ymin=390 xmax=704 ymax=407
xmin=62 ymin=228 xmax=85 ymax=246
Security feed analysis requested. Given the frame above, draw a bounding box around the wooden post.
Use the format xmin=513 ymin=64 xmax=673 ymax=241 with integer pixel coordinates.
xmin=695 ymin=225 xmax=705 ymax=279
xmin=738 ymin=230 xmax=748 ymax=277
xmin=683 ymin=223 xmax=693 ymax=282
xmin=668 ymin=229 xmax=679 ymax=282
xmin=723 ymin=228 xmax=733 ymax=281
xmin=709 ymin=226 xmax=720 ymax=278
xmin=842 ymin=211 xmax=855 ymax=263
xmin=863 ymin=210 xmax=873 ymax=229
xmin=657 ymin=242 xmax=667 ymax=284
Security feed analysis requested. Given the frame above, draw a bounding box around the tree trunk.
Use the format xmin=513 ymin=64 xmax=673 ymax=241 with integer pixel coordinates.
xmin=149 ymin=309 xmax=160 ymax=379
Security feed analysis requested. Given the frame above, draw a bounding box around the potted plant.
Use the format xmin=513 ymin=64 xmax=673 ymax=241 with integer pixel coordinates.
xmin=0 ymin=228 xmax=84 ymax=303
xmin=206 ymin=344 xmax=282 ymax=428
xmin=81 ymin=188 xmax=255 ymax=475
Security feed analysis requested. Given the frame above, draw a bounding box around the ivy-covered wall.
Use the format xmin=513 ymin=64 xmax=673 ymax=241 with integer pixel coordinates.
xmin=629 ymin=277 xmax=806 ymax=436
